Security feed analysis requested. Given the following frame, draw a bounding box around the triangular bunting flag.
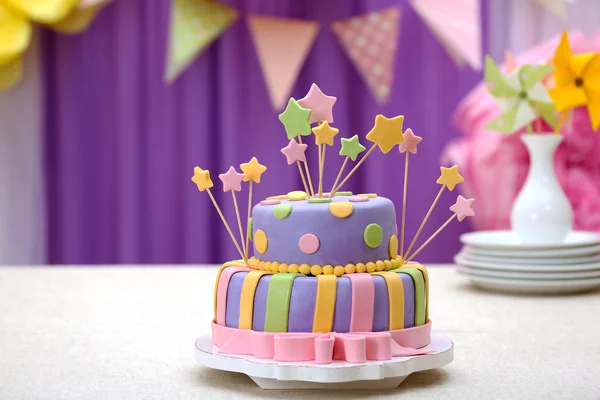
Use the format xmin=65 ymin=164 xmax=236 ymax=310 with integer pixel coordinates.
xmin=247 ymin=15 xmax=319 ymax=111
xmin=410 ymin=0 xmax=482 ymax=70
xmin=331 ymin=7 xmax=400 ymax=104
xmin=165 ymin=0 xmax=239 ymax=82
xmin=530 ymin=0 xmax=567 ymax=20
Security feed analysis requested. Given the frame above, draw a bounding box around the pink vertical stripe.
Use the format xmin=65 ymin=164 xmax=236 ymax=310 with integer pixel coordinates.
xmin=347 ymin=274 xmax=375 ymax=332
xmin=216 ymin=267 xmax=248 ymax=325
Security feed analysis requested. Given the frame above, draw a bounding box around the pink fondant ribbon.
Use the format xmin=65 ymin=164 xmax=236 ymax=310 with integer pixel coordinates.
xmin=216 ymin=267 xmax=248 ymax=326
xmin=211 ymin=320 xmax=435 ymax=364
xmin=346 ymin=273 xmax=374 ymax=332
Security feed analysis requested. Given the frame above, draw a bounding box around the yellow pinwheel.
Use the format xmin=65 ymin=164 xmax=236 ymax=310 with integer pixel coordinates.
xmin=0 ymin=0 xmax=103 ymax=91
xmin=549 ymin=31 xmax=600 ymax=131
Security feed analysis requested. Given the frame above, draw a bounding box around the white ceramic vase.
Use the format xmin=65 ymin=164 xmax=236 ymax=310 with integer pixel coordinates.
xmin=510 ymin=134 xmax=573 ymax=244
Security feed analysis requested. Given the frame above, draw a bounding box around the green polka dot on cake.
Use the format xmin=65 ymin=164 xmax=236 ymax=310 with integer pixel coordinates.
xmin=247 ymin=218 xmax=253 ymax=241
xmin=273 ymin=203 xmax=293 ymax=220
xmin=336 ymin=191 xmax=353 ymax=196
xmin=364 ymin=223 xmax=383 ymax=248
xmin=308 ymin=198 xmax=332 ymax=203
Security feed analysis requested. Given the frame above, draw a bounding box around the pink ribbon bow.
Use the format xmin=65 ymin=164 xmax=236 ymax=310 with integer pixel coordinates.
xmin=211 ymin=321 xmax=434 ymax=364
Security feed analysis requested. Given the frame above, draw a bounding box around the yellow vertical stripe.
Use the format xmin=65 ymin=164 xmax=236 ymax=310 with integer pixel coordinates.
xmin=312 ymin=274 xmax=337 ymax=333
xmin=238 ymin=271 xmax=272 ymax=329
xmin=373 ymin=271 xmax=405 ymax=330
xmin=408 ymin=263 xmax=430 ymax=321
xmin=213 ymin=260 xmax=247 ymax=320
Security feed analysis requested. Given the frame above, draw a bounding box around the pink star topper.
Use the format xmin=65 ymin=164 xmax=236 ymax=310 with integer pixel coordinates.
xmin=297 ymin=83 xmax=337 ymax=124
xmin=399 ymin=128 xmax=422 ymax=154
xmin=280 ymin=139 xmax=308 ymax=165
xmin=449 ymin=195 xmax=475 ymax=221
xmin=218 ymin=166 xmax=245 ymax=192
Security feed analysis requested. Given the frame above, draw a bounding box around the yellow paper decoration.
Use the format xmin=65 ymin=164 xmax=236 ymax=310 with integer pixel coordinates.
xmin=2 ymin=0 xmax=80 ymax=24
xmin=50 ymin=4 xmax=100 ymax=34
xmin=0 ymin=3 xmax=32 ymax=65
xmin=0 ymin=56 xmax=22 ymax=90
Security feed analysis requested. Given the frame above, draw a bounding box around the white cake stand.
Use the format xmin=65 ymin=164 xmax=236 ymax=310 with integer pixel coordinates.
xmin=195 ymin=333 xmax=453 ymax=390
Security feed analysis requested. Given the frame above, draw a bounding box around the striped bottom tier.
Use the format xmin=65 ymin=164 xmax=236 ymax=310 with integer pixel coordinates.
xmin=213 ymin=260 xmax=430 ymax=333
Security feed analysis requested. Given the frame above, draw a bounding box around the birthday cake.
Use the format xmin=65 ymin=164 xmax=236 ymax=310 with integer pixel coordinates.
xmin=193 ymin=84 xmax=474 ymax=365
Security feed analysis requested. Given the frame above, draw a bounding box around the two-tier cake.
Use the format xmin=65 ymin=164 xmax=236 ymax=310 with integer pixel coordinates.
xmin=193 ymin=84 xmax=474 ymax=364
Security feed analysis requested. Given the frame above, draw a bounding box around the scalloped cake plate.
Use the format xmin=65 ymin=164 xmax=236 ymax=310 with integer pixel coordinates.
xmin=195 ymin=333 xmax=453 ymax=390
xmin=455 ymin=251 xmax=600 ymax=267
xmin=458 ymin=269 xmax=600 ymax=294
xmin=461 ymin=244 xmax=600 ymax=259
xmin=456 ymin=264 xmax=600 ymax=280
xmin=454 ymin=254 xmax=600 ymax=273
xmin=460 ymin=230 xmax=600 ymax=250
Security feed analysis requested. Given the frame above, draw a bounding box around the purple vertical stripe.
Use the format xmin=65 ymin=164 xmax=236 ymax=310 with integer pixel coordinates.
xmin=224 ymin=271 xmax=247 ymax=328
xmin=287 ymin=277 xmax=317 ymax=332
xmin=252 ymin=275 xmax=271 ymax=331
xmin=399 ymin=273 xmax=415 ymax=328
xmin=372 ymin=276 xmax=389 ymax=332
xmin=333 ymin=277 xmax=351 ymax=333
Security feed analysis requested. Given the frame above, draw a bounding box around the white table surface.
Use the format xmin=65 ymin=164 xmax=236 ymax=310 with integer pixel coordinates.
xmin=1 ymin=265 xmax=599 ymax=399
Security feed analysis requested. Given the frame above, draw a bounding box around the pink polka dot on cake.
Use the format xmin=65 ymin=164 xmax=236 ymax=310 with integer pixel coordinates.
xmin=260 ymin=199 xmax=280 ymax=205
xmin=299 ymin=233 xmax=320 ymax=254
xmin=349 ymin=196 xmax=369 ymax=202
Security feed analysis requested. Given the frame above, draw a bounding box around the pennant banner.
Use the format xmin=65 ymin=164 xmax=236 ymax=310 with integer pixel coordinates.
xmin=331 ymin=7 xmax=400 ymax=104
xmin=248 ymin=15 xmax=319 ymax=111
xmin=410 ymin=0 xmax=482 ymax=70
xmin=165 ymin=0 xmax=239 ymax=83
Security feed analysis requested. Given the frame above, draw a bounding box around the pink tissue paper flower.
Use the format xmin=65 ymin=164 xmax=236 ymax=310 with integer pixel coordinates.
xmin=445 ymin=30 xmax=600 ymax=232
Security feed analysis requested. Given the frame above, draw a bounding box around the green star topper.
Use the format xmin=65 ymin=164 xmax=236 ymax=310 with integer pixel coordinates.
xmin=278 ymin=98 xmax=312 ymax=139
xmin=339 ymin=134 xmax=365 ymax=161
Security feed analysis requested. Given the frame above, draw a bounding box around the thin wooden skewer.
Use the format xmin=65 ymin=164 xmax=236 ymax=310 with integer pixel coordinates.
xmin=318 ymin=144 xmax=323 ymax=197
xmin=400 ymin=151 xmax=409 ymax=258
xmin=318 ymin=144 xmax=327 ymax=197
xmin=297 ymin=136 xmax=315 ymax=197
xmin=405 ymin=214 xmax=457 ymax=263
xmin=231 ymin=190 xmax=246 ymax=258
xmin=404 ymin=185 xmax=446 ymax=259
xmin=330 ymin=156 xmax=349 ymax=195
xmin=206 ymin=189 xmax=246 ymax=262
xmin=244 ymin=181 xmax=253 ymax=260
xmin=297 ymin=161 xmax=310 ymax=196
xmin=330 ymin=144 xmax=377 ymax=197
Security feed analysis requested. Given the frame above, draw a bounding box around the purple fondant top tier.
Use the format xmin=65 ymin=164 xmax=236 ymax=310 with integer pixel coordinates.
xmin=252 ymin=195 xmax=396 ymax=266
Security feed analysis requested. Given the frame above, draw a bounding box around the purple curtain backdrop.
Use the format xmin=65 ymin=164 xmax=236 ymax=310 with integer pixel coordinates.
xmin=42 ymin=0 xmax=488 ymax=264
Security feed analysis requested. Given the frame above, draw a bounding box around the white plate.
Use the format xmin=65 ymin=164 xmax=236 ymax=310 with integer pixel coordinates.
xmin=456 ymin=264 xmax=600 ymax=280
xmin=455 ymin=254 xmax=600 ymax=272
xmin=195 ymin=333 xmax=453 ymax=389
xmin=462 ymin=244 xmax=600 ymax=259
xmin=458 ymin=270 xmax=600 ymax=294
xmin=455 ymin=251 xmax=600 ymax=266
xmin=460 ymin=230 xmax=600 ymax=249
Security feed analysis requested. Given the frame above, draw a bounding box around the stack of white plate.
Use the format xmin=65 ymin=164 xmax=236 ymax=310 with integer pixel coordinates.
xmin=455 ymin=230 xmax=600 ymax=294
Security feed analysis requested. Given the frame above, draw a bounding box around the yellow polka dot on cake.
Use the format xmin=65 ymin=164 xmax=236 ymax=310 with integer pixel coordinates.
xmin=388 ymin=234 xmax=398 ymax=258
xmin=358 ymin=193 xmax=378 ymax=198
xmin=267 ymin=194 xmax=289 ymax=200
xmin=255 ymin=229 xmax=268 ymax=254
xmin=328 ymin=202 xmax=353 ymax=218
xmin=287 ymin=190 xmax=308 ymax=201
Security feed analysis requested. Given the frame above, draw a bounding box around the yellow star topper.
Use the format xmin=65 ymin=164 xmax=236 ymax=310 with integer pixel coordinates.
xmin=240 ymin=157 xmax=267 ymax=183
xmin=191 ymin=166 xmax=214 ymax=191
xmin=549 ymin=31 xmax=600 ymax=130
xmin=312 ymin=121 xmax=339 ymax=146
xmin=366 ymin=114 xmax=405 ymax=153
xmin=436 ymin=165 xmax=464 ymax=191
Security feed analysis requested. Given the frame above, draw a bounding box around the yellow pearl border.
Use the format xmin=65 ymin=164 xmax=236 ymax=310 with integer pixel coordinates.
xmin=248 ymin=255 xmax=404 ymax=276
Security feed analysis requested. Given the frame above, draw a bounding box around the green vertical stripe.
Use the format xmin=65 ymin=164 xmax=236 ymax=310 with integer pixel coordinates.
xmin=264 ymin=273 xmax=302 ymax=332
xmin=391 ymin=268 xmax=426 ymax=326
